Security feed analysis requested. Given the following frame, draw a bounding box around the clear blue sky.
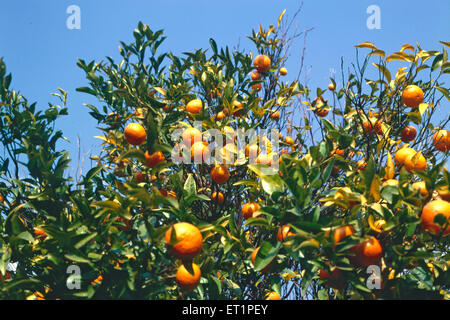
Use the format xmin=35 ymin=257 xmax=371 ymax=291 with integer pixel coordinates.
xmin=0 ymin=0 xmax=449 ymax=176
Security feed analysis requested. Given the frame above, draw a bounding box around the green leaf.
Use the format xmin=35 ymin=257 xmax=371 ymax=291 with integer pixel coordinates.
xmin=183 ymin=173 xmax=197 ymax=199
xmin=253 ymin=241 xmax=280 ymax=272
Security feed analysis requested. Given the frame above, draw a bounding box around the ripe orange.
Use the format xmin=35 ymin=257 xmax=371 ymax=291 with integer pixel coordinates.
xmin=285 ymin=136 xmax=294 ymax=145
xmin=211 ymin=191 xmax=224 ymax=205
xmin=319 ymin=267 xmax=345 ymax=290
xmin=362 ymin=118 xmax=383 ymax=135
xmin=250 ymin=71 xmax=262 ymax=81
xmin=245 ymin=144 xmax=259 ymax=158
xmin=276 ymin=225 xmax=295 ymax=242
xmin=279 ymin=67 xmax=287 ymax=76
xmin=404 ymin=152 xmax=427 ymax=172
xmin=327 ymin=225 xmax=355 ymax=246
xmin=34 ymin=227 xmax=47 ymax=241
xmin=394 ymin=147 xmax=416 ymax=168
xmin=350 ymin=237 xmax=383 ymax=267
xmin=242 ymin=202 xmax=261 ymax=220
xmin=186 ymin=99 xmax=203 ymax=114
xmin=432 ymin=129 xmax=450 ymax=152
xmin=256 ymin=153 xmax=272 ymax=166
xmin=251 ymin=246 xmax=273 ymax=273
xmin=91 ymin=274 xmax=103 ymax=285
xmin=253 ymin=54 xmax=271 ymax=73
xmin=269 ymin=110 xmax=280 ymax=120
xmin=210 ymin=165 xmax=230 ymax=184
xmin=436 ymin=186 xmax=450 ymax=202
xmin=190 ymin=141 xmax=210 ymax=162
xmin=176 ymin=263 xmax=201 ymax=292
xmin=402 ymin=85 xmax=424 ymax=108
xmin=251 ymin=83 xmax=262 ymax=91
xmin=328 ymin=83 xmax=335 ymax=91
xmin=135 ymin=171 xmax=147 ymax=183
xmin=124 ymin=123 xmax=147 ymax=145
xmin=420 ymin=199 xmax=450 ymax=236
xmin=400 ymin=126 xmax=417 ymax=142
xmin=182 ymin=127 xmax=202 ymax=146
xmin=145 ymin=151 xmax=165 ymax=168
xmin=265 ymin=291 xmax=281 ymax=300
xmin=412 ymin=181 xmax=428 ymax=197
xmin=165 ymin=222 xmax=203 ymax=260
xmin=357 ymin=160 xmax=367 ymax=171
xmin=215 ymin=111 xmax=226 ymax=121
xmin=315 ymin=107 xmax=329 ymax=117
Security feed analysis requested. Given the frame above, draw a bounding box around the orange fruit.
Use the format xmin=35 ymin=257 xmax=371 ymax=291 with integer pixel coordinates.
xmin=404 ymin=152 xmax=427 ymax=172
xmin=357 ymin=160 xmax=367 ymax=171
xmin=34 ymin=227 xmax=47 ymax=241
xmin=253 ymin=54 xmax=271 ymax=73
xmin=432 ymin=129 xmax=450 ymax=152
xmin=328 ymin=83 xmax=335 ymax=91
xmin=145 ymin=151 xmax=165 ymax=168
xmin=436 ymin=186 xmax=450 ymax=202
xmin=279 ymin=67 xmax=287 ymax=76
xmin=176 ymin=263 xmax=201 ymax=292
xmin=256 ymin=153 xmax=272 ymax=166
xmin=250 ymin=71 xmax=262 ymax=81
xmin=394 ymin=147 xmax=416 ymax=168
xmin=269 ymin=110 xmax=280 ymax=120
xmin=315 ymin=107 xmax=329 ymax=117
xmin=319 ymin=267 xmax=345 ymax=290
xmin=185 ymin=99 xmax=203 ymax=114
xmin=245 ymin=144 xmax=259 ymax=158
xmin=266 ymin=291 xmax=281 ymax=300
xmin=412 ymin=181 xmax=428 ymax=197
xmin=182 ymin=127 xmax=202 ymax=146
xmin=350 ymin=237 xmax=383 ymax=267
xmin=402 ymin=85 xmax=424 ymax=108
xmin=400 ymin=126 xmax=417 ymax=142
xmin=251 ymin=246 xmax=273 ymax=273
xmin=215 ymin=111 xmax=226 ymax=121
xmin=284 ymin=136 xmax=294 ymax=145
xmin=210 ymin=165 xmax=230 ymax=184
xmin=165 ymin=222 xmax=203 ymax=260
xmin=242 ymin=202 xmax=261 ymax=220
xmin=190 ymin=141 xmax=210 ymax=163
xmin=420 ymin=199 xmax=450 ymax=236
xmin=135 ymin=171 xmax=147 ymax=183
xmin=362 ymin=118 xmax=383 ymax=135
xmin=251 ymin=83 xmax=262 ymax=91
xmin=211 ymin=192 xmax=224 ymax=205
xmin=276 ymin=225 xmax=295 ymax=242
xmin=124 ymin=123 xmax=147 ymax=145
xmin=327 ymin=225 xmax=355 ymax=246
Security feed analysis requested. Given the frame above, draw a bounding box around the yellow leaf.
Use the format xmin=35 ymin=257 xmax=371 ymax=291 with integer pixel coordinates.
xmin=153 ymin=87 xmax=166 ymax=96
xmin=418 ymin=103 xmax=428 ymax=115
xmin=355 ymin=42 xmax=378 ymax=50
xmin=278 ymin=9 xmax=286 ymax=26
xmin=400 ymin=44 xmax=415 ymax=52
xmin=370 ymin=177 xmax=381 ymax=202
xmin=386 ymin=52 xmax=414 ymax=63
xmin=384 ymin=152 xmax=395 ymax=180
xmin=368 ymin=215 xmax=383 ymax=233
xmin=368 ymin=49 xmax=386 ymax=59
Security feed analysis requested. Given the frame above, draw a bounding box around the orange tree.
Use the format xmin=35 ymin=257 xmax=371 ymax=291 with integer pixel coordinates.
xmin=0 ymin=12 xmax=449 ymax=300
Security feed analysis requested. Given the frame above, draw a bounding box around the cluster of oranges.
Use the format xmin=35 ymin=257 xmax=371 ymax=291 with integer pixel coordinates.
xmin=164 ymin=222 xmax=203 ymax=292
